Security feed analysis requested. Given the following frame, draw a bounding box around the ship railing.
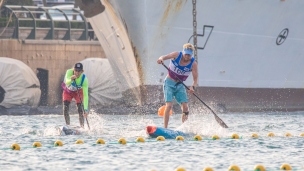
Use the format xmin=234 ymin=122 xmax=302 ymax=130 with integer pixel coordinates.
xmin=0 ymin=5 xmax=96 ymax=41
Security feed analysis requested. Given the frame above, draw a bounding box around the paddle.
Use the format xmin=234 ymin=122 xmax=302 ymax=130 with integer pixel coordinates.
xmin=161 ymin=63 xmax=228 ymax=128
xmin=74 ymin=80 xmax=90 ymax=130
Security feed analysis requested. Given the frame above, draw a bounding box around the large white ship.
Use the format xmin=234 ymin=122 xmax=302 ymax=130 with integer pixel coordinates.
xmin=80 ymin=0 xmax=304 ymax=112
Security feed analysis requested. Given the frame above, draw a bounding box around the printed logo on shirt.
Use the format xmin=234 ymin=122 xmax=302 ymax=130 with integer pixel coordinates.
xmin=172 ymin=66 xmax=186 ymax=75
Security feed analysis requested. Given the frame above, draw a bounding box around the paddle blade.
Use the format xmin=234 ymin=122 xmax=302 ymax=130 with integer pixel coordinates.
xmin=214 ymin=114 xmax=228 ymax=128
xmin=158 ymin=105 xmax=173 ymax=116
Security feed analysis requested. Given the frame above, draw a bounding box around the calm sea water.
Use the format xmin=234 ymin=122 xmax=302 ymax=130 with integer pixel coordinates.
xmin=0 ymin=110 xmax=303 ymax=171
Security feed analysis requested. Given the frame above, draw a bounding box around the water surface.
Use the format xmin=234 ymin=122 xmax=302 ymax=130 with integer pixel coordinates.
xmin=0 ymin=110 xmax=303 ymax=171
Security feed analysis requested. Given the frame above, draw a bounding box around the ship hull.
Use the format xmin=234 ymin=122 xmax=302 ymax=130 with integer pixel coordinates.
xmin=85 ymin=0 xmax=304 ymax=112
xmin=142 ymin=85 xmax=304 ymax=113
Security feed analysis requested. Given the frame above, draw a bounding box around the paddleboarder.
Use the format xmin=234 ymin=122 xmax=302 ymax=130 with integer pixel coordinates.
xmin=157 ymin=43 xmax=198 ymax=128
xmin=61 ymin=62 xmax=89 ymax=128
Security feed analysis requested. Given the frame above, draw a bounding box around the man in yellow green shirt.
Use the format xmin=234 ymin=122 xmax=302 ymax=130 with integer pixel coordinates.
xmin=61 ymin=62 xmax=89 ymax=127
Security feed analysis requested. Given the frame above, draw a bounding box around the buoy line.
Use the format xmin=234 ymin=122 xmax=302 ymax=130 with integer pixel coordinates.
xmin=4 ymin=131 xmax=304 ymax=151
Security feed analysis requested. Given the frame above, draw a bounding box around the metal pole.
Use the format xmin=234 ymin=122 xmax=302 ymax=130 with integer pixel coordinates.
xmin=192 ymin=0 xmax=197 ymax=61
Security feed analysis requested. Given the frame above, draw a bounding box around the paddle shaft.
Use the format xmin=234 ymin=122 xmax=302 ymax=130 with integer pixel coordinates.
xmin=74 ymin=80 xmax=90 ymax=130
xmin=161 ymin=62 xmax=228 ymax=128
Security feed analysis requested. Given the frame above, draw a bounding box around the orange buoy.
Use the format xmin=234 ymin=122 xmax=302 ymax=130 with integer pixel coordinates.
xmin=158 ymin=105 xmax=173 ymax=116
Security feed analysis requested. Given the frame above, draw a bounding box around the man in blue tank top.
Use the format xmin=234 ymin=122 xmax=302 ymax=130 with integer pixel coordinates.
xmin=157 ymin=43 xmax=198 ymax=128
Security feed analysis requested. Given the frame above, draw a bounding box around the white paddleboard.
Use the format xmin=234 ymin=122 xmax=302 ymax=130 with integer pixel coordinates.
xmin=57 ymin=125 xmax=82 ymax=136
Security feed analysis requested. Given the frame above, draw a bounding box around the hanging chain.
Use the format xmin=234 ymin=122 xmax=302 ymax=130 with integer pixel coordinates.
xmin=192 ymin=0 xmax=197 ymax=61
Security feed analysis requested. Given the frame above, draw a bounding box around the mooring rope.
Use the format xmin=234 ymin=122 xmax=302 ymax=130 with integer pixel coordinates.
xmin=0 ymin=12 xmax=13 ymax=36
xmin=0 ymin=0 xmax=4 ymax=8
